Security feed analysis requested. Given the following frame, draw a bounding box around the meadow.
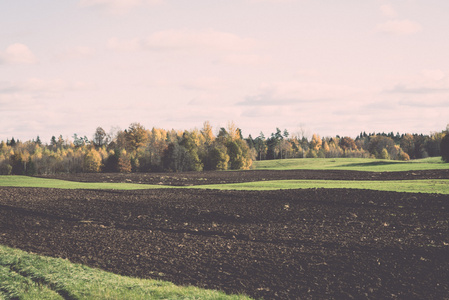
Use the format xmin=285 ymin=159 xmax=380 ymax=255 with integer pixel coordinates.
xmin=0 ymin=157 xmax=448 ymax=299
xmin=253 ymin=157 xmax=448 ymax=172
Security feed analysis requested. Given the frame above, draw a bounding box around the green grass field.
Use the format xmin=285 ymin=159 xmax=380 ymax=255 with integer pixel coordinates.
xmin=0 ymin=245 xmax=250 ymax=300
xmin=1 ymin=175 xmax=449 ymax=194
xmin=253 ymin=157 xmax=449 ymax=172
xmin=196 ymin=179 xmax=449 ymax=194
xmin=0 ymin=176 xmax=169 ymax=190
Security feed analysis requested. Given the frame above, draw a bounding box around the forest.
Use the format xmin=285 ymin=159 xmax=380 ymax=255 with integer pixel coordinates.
xmin=0 ymin=121 xmax=447 ymax=175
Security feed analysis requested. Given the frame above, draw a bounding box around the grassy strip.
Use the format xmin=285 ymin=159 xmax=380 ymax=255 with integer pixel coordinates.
xmin=253 ymin=157 xmax=449 ymax=172
xmin=193 ymin=179 xmax=449 ymax=194
xmin=0 ymin=245 xmax=251 ymax=300
xmin=0 ymin=176 xmax=167 ymax=190
xmin=1 ymin=176 xmax=449 ymax=194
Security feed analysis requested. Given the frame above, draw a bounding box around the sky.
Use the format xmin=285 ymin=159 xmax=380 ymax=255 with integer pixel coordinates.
xmin=1 ymin=0 xmax=449 ymax=143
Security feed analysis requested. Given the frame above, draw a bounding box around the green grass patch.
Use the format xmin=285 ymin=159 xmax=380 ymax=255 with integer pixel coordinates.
xmin=1 ymin=175 xmax=449 ymax=194
xmin=193 ymin=179 xmax=449 ymax=194
xmin=0 ymin=244 xmax=251 ymax=300
xmin=253 ymin=157 xmax=449 ymax=172
xmin=0 ymin=176 xmax=168 ymax=190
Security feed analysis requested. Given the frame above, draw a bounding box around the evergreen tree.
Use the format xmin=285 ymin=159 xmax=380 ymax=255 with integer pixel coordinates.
xmin=441 ymin=134 xmax=449 ymax=163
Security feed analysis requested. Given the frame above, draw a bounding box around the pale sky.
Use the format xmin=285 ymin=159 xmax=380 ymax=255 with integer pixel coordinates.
xmin=1 ymin=0 xmax=449 ymax=143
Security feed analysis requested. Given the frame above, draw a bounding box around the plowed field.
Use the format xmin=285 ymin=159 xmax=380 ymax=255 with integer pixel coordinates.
xmin=1 ymin=170 xmax=449 ymax=299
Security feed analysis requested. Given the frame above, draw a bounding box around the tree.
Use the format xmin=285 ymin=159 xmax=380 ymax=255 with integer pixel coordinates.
xmin=339 ymin=137 xmax=357 ymax=151
xmin=103 ymin=150 xmax=120 ymax=172
xmin=8 ymin=138 xmax=16 ymax=147
xmin=125 ymin=123 xmax=149 ymax=153
xmin=23 ymin=156 xmax=36 ymax=175
xmin=227 ymin=121 xmax=240 ymax=141
xmin=254 ymin=133 xmax=267 ymax=160
xmin=227 ymin=141 xmax=244 ymax=169
xmin=400 ymin=134 xmax=415 ymax=158
xmin=10 ymin=152 xmax=25 ymax=175
xmin=0 ymin=163 xmax=12 ymax=174
xmin=92 ymin=127 xmax=108 ymax=148
xmin=84 ymin=148 xmax=102 ymax=172
xmin=368 ymin=135 xmax=395 ymax=158
xmin=441 ymin=133 xmax=449 ymax=163
xmin=205 ymin=145 xmax=229 ymax=170
xmin=226 ymin=139 xmax=252 ymax=170
xmin=379 ymin=148 xmax=390 ymax=160
xmin=35 ymin=136 xmax=42 ymax=146
xmin=118 ymin=151 xmax=132 ymax=173
xmin=310 ymin=134 xmax=322 ymax=151
xmin=50 ymin=136 xmax=57 ymax=148
xmin=201 ymin=121 xmax=215 ymax=146
xmin=163 ymin=142 xmax=193 ymax=172
xmin=179 ymin=131 xmax=203 ymax=171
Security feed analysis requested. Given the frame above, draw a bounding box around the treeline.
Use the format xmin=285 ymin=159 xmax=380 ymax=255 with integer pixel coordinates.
xmin=0 ymin=122 xmax=447 ymax=175
xmin=249 ymin=129 xmax=446 ymax=161
xmin=0 ymin=122 xmax=253 ymax=175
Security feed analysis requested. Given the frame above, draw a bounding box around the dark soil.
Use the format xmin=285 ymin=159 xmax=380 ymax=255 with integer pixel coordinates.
xmin=38 ymin=168 xmax=449 ymax=186
xmin=1 ymin=171 xmax=449 ymax=299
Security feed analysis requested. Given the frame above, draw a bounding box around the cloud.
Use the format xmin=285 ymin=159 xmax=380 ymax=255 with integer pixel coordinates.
xmin=383 ymin=70 xmax=449 ymax=95
xmin=108 ymin=29 xmax=256 ymax=53
xmin=376 ymin=19 xmax=422 ymax=35
xmin=79 ymin=0 xmax=163 ymax=14
xmin=380 ymin=4 xmax=397 ymax=18
xmin=180 ymin=77 xmax=227 ymax=91
xmin=0 ymin=43 xmax=37 ymax=65
xmin=399 ymin=98 xmax=449 ymax=108
xmin=386 ymin=84 xmax=449 ymax=94
xmin=107 ymin=37 xmax=141 ymax=51
xmin=55 ymin=46 xmax=95 ymax=60
xmin=217 ymin=54 xmax=270 ymax=66
xmin=422 ymin=69 xmax=445 ymax=81
xmin=239 ymin=81 xmax=361 ymax=106
xmin=0 ymin=78 xmax=95 ymax=100
xmin=295 ymin=69 xmax=321 ymax=78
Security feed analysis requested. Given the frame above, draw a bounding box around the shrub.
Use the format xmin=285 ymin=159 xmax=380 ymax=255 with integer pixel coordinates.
xmin=0 ymin=162 xmax=12 ymax=175
xmin=398 ymin=150 xmax=410 ymax=161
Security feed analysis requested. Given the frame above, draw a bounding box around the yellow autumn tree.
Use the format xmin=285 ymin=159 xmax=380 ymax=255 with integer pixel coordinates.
xmin=310 ymin=134 xmax=322 ymax=151
xmin=201 ymin=121 xmax=215 ymax=146
xmin=84 ymin=148 xmax=102 ymax=172
xmin=125 ymin=123 xmax=149 ymax=153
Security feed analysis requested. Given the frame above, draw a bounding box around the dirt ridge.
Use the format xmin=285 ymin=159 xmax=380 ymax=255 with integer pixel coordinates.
xmin=37 ymin=168 xmax=449 ymax=186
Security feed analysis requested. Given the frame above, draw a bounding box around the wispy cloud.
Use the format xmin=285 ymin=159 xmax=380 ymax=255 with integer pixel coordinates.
xmin=79 ymin=0 xmax=163 ymax=14
xmin=0 ymin=78 xmax=95 ymax=100
xmin=180 ymin=77 xmax=227 ymax=91
xmin=376 ymin=19 xmax=422 ymax=35
xmin=380 ymin=4 xmax=397 ymax=18
xmin=386 ymin=84 xmax=449 ymax=94
xmin=108 ymin=29 xmax=256 ymax=53
xmin=0 ymin=43 xmax=37 ymax=65
xmin=399 ymin=98 xmax=449 ymax=108
xmin=422 ymin=69 xmax=445 ymax=81
xmin=217 ymin=53 xmax=270 ymax=66
xmin=383 ymin=70 xmax=449 ymax=95
xmin=54 ymin=46 xmax=96 ymax=61
xmin=239 ymin=81 xmax=360 ymax=107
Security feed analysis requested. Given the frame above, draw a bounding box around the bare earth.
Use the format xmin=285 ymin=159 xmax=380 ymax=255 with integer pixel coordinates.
xmin=1 ymin=170 xmax=449 ymax=299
